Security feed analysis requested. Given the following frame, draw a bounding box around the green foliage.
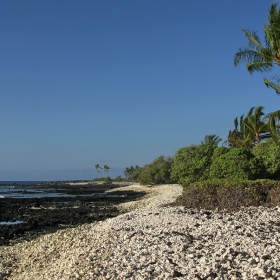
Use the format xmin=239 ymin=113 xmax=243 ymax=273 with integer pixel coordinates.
xmin=234 ymin=3 xmax=280 ymax=94
xmin=92 ymin=176 xmax=112 ymax=183
xmin=171 ymin=144 xmax=216 ymax=186
xmin=94 ymin=164 xmax=101 ymax=178
xmin=212 ymin=146 xmax=229 ymax=160
xmin=123 ymin=165 xmax=140 ymax=182
xmin=103 ymin=165 xmax=110 ymax=177
xmin=243 ymin=106 xmax=270 ymax=144
xmin=201 ymin=134 xmax=222 ymax=146
xmin=104 ymin=176 xmax=112 ymax=183
xmin=114 ymin=175 xmax=123 ymax=182
xmin=136 ymin=156 xmax=174 ymax=185
xmin=253 ymin=139 xmax=280 ymax=179
xmin=268 ymin=110 xmax=280 ymax=144
xmin=226 ymin=116 xmax=247 ymax=148
xmin=226 ymin=107 xmax=269 ymax=148
xmin=209 ymin=147 xmax=265 ymax=180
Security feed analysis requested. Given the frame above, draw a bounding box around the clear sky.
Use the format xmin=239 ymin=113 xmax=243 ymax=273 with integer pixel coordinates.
xmin=1 ymin=0 xmax=279 ymax=181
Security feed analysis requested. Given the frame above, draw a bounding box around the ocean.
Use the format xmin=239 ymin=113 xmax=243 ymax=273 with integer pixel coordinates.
xmin=0 ymin=181 xmax=96 ymax=199
xmin=0 ymin=181 xmax=131 ymax=234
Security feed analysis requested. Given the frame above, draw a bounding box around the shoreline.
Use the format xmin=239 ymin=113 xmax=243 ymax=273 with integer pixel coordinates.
xmin=0 ymin=182 xmax=147 ymax=246
xmin=1 ymin=184 xmax=280 ymax=279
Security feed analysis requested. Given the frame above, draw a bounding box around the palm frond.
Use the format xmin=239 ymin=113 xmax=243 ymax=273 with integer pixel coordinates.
xmin=234 ymin=117 xmax=238 ymax=130
xmin=242 ymin=29 xmax=265 ymax=50
xmin=269 ymin=109 xmax=280 ymax=143
xmin=234 ymin=48 xmax=265 ymax=66
xmin=247 ymin=61 xmax=273 ymax=73
xmin=235 ymin=4 xmax=280 ymax=95
xmin=234 ymin=46 xmax=273 ymax=72
xmin=264 ymin=76 xmax=280 ymax=94
xmin=201 ymin=134 xmax=222 ymax=145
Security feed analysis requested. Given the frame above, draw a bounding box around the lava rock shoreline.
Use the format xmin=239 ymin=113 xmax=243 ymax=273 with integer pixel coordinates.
xmin=1 ymin=184 xmax=280 ymax=279
xmin=0 ymin=182 xmax=146 ymax=246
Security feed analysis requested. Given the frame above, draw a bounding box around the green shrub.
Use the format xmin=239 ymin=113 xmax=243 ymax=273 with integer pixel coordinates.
xmin=123 ymin=165 xmax=140 ymax=182
xmin=136 ymin=156 xmax=174 ymax=185
xmin=212 ymin=146 xmax=229 ymax=160
xmin=253 ymin=139 xmax=280 ymax=179
xmin=171 ymin=144 xmax=216 ymax=185
xmin=209 ymin=147 xmax=265 ymax=180
xmin=92 ymin=176 xmax=112 ymax=183
xmin=104 ymin=176 xmax=112 ymax=183
xmin=114 ymin=175 xmax=123 ymax=182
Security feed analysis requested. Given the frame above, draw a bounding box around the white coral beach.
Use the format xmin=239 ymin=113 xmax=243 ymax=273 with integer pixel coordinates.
xmin=1 ymin=184 xmax=280 ymax=279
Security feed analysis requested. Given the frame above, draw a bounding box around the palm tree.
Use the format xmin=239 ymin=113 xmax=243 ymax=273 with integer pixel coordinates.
xmin=103 ymin=165 xmax=110 ymax=177
xmin=268 ymin=109 xmax=280 ymax=144
xmin=201 ymin=135 xmax=222 ymax=146
xmin=242 ymin=106 xmax=270 ymax=145
xmin=234 ymin=3 xmax=280 ymax=94
xmin=94 ymin=164 xmax=101 ymax=178
xmin=124 ymin=165 xmax=140 ymax=181
xmin=227 ymin=107 xmax=270 ymax=147
xmin=226 ymin=115 xmax=250 ymax=147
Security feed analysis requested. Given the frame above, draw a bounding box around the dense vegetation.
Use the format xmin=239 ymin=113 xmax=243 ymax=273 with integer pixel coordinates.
xmin=120 ymin=3 xmax=280 ymax=211
xmin=92 ymin=4 xmax=280 ymax=211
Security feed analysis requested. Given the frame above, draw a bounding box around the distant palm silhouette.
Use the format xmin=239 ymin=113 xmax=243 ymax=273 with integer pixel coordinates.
xmin=95 ymin=164 xmax=101 ymax=178
xmin=103 ymin=165 xmax=110 ymax=177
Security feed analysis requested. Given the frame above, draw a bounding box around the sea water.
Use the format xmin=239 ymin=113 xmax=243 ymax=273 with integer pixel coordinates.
xmin=0 ymin=221 xmax=25 ymax=225
xmin=0 ymin=181 xmax=98 ymax=199
xmin=0 ymin=181 xmax=102 ymax=225
xmin=0 ymin=181 xmax=60 ymax=198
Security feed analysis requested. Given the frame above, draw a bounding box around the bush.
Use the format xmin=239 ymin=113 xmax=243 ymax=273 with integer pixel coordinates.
xmin=168 ymin=179 xmax=280 ymax=211
xmin=114 ymin=175 xmax=123 ymax=182
xmin=171 ymin=144 xmax=216 ymax=185
xmin=123 ymin=165 xmax=140 ymax=182
xmin=209 ymin=147 xmax=265 ymax=180
xmin=253 ymin=139 xmax=280 ymax=179
xmin=92 ymin=176 xmax=112 ymax=183
xmin=212 ymin=146 xmax=229 ymax=160
xmin=136 ymin=156 xmax=174 ymax=185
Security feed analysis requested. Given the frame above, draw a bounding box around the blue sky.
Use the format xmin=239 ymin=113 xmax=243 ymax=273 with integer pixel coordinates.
xmin=1 ymin=1 xmax=279 ymax=180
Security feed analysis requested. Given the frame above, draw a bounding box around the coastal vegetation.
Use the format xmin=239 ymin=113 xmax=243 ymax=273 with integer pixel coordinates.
xmin=94 ymin=164 xmax=101 ymax=178
xmin=93 ymin=164 xmax=111 ymax=182
xmin=88 ymin=4 xmax=280 ymax=211
xmin=121 ymin=106 xmax=279 ymax=211
xmin=135 ymin=156 xmax=174 ymax=185
xmin=123 ymin=3 xmax=280 ymax=211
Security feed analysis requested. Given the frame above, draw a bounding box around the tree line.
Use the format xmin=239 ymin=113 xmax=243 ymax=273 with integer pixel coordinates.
xmin=93 ymin=4 xmax=280 ymax=189
xmin=123 ymin=3 xmax=280 ymax=187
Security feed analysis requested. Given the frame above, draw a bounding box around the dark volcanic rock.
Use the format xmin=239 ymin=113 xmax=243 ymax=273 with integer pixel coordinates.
xmin=0 ymin=183 xmax=146 ymax=246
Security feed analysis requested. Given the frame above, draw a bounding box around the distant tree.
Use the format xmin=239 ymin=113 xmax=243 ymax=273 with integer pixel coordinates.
xmin=234 ymin=3 xmax=280 ymax=94
xmin=123 ymin=165 xmax=140 ymax=182
xmin=114 ymin=175 xmax=123 ymax=182
xmin=201 ymin=135 xmax=222 ymax=146
xmin=137 ymin=156 xmax=174 ymax=185
xmin=103 ymin=165 xmax=110 ymax=177
xmin=94 ymin=164 xmax=101 ymax=178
